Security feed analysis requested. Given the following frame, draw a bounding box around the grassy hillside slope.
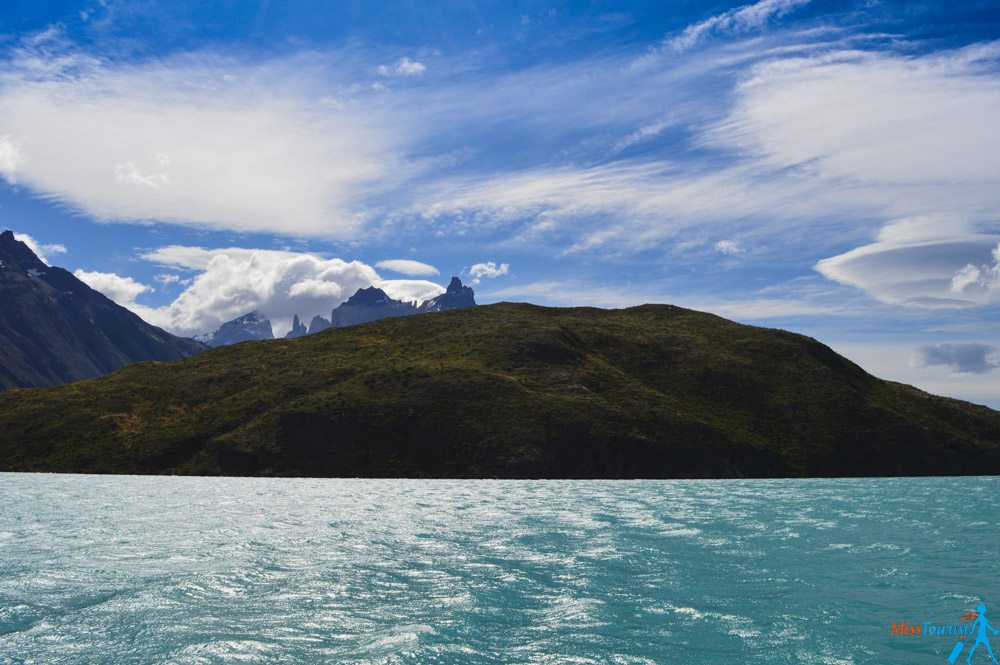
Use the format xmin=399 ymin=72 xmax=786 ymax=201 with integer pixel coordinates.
xmin=1 ymin=303 xmax=997 ymax=478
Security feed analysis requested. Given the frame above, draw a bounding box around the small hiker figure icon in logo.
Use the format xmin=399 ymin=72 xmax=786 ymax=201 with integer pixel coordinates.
xmin=950 ymin=603 xmax=1000 ymax=664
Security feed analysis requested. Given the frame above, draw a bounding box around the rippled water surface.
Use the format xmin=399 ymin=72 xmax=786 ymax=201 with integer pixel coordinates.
xmin=0 ymin=474 xmax=997 ymax=664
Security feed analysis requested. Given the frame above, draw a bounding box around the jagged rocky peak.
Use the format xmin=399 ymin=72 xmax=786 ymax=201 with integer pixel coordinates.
xmin=0 ymin=230 xmax=47 ymax=271
xmin=257 ymin=277 xmax=479 ymax=339
xmin=419 ymin=276 xmax=476 ymax=312
xmin=308 ymin=315 xmax=331 ymax=334
xmin=199 ymin=311 xmax=274 ymax=347
xmin=232 ymin=311 xmax=269 ymax=327
xmin=286 ymin=314 xmax=308 ymax=339
xmin=331 ymin=286 xmax=415 ymax=328
xmin=343 ymin=286 xmax=396 ymax=307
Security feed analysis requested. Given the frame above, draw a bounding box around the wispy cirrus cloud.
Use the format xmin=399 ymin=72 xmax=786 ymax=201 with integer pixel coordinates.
xmin=612 ymin=118 xmax=673 ymax=152
xmin=413 ymin=156 xmax=864 ymax=258
xmin=667 ymin=0 xmax=813 ymax=52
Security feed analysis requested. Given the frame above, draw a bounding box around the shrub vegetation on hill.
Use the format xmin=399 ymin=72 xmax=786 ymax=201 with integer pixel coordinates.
xmin=1 ymin=303 xmax=997 ymax=477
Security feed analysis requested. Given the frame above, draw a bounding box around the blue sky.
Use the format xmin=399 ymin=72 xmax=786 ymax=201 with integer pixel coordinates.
xmin=1 ymin=0 xmax=999 ymax=407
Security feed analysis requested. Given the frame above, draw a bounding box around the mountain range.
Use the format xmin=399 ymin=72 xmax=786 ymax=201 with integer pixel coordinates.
xmin=0 ymin=229 xmax=477 ymax=378
xmin=1 ymin=302 xmax=997 ymax=478
xmin=0 ymin=230 xmax=204 ymax=389
xmin=2 ymin=228 xmax=997 ymax=479
xmin=199 ymin=276 xmax=477 ymax=346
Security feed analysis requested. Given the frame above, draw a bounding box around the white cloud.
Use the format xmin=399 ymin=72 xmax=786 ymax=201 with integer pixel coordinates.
xmin=0 ymin=135 xmax=24 ymax=182
xmin=73 ymin=269 xmax=153 ymax=307
xmin=0 ymin=47 xmax=398 ymax=237
xmin=667 ymin=0 xmax=811 ymax=52
xmin=377 ymin=57 xmax=426 ymax=77
xmin=154 ymin=273 xmax=181 ymax=286
xmin=949 ymin=242 xmax=1000 ymax=301
xmin=469 ymin=261 xmax=509 ymax=279
xmin=13 ymin=232 xmax=67 ymax=265
xmin=375 ymin=259 xmax=439 ymax=276
xmin=715 ymin=239 xmax=742 ymax=255
xmin=131 ymin=245 xmax=444 ymax=336
xmin=287 ymin=278 xmax=344 ymax=299
xmin=469 ymin=261 xmax=509 ymax=284
xmin=951 ymin=264 xmax=983 ymax=294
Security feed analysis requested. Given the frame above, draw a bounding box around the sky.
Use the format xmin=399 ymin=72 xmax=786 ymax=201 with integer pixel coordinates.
xmin=1 ymin=0 xmax=998 ymax=407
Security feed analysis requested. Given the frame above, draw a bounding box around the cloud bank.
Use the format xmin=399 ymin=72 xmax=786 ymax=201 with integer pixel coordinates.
xmin=128 ymin=246 xmax=444 ymax=336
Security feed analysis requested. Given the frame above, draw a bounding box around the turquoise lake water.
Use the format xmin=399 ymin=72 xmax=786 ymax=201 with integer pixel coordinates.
xmin=0 ymin=474 xmax=997 ymax=664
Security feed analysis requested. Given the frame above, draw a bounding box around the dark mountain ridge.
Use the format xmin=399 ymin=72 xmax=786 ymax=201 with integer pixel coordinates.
xmin=0 ymin=302 xmax=997 ymax=478
xmin=0 ymin=230 xmax=205 ymax=389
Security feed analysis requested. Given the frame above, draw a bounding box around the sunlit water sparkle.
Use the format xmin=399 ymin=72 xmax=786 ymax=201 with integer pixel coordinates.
xmin=0 ymin=474 xmax=997 ymax=664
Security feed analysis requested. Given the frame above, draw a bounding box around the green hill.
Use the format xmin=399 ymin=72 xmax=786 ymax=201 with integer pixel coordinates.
xmin=1 ymin=302 xmax=997 ymax=478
